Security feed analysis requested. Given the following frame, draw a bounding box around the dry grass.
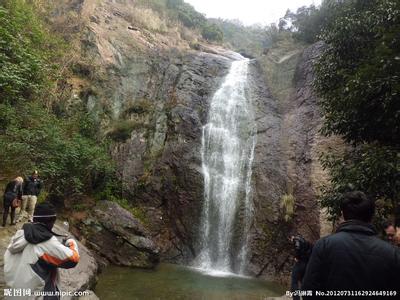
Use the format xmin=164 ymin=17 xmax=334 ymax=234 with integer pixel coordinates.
xmin=125 ymin=6 xmax=168 ymax=33
xmin=281 ymin=193 xmax=295 ymax=222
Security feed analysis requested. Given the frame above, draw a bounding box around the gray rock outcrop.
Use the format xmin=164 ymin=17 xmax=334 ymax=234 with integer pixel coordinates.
xmin=76 ymin=201 xmax=159 ymax=268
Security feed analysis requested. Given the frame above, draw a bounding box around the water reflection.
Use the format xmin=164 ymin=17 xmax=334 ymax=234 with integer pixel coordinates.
xmin=95 ymin=263 xmax=285 ymax=300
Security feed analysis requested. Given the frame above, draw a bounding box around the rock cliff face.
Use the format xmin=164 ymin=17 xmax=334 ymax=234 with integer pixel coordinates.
xmin=50 ymin=0 xmax=331 ymax=282
xmin=50 ymin=0 xmax=233 ymax=263
xmin=247 ymin=41 xmax=339 ymax=281
xmin=75 ymin=201 xmax=160 ymax=268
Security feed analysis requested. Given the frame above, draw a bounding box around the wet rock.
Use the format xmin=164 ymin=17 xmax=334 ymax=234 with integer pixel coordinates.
xmin=244 ymin=42 xmax=335 ymax=283
xmin=77 ymin=201 xmax=160 ymax=268
xmin=56 ymin=224 xmax=98 ymax=295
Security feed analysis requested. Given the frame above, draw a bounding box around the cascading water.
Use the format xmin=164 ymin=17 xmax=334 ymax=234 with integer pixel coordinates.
xmin=197 ymin=55 xmax=257 ymax=274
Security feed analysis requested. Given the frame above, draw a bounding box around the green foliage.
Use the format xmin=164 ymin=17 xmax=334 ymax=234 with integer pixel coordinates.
xmin=0 ymin=101 xmax=116 ymax=198
xmin=0 ymin=1 xmax=47 ymax=103
xmin=0 ymin=0 xmax=118 ymax=202
xmin=201 ymin=23 xmax=223 ymax=42
xmin=315 ymin=0 xmax=400 ymax=147
xmin=133 ymin=0 xmax=224 ymax=43
xmin=95 ymin=177 xmax=124 ymax=203
xmin=279 ymin=0 xmax=346 ymax=44
xmin=166 ymin=0 xmax=206 ymax=28
xmin=315 ymin=0 xmax=400 ymax=222
xmin=282 ymin=5 xmax=321 ymax=43
xmin=166 ymin=0 xmax=183 ymax=8
xmin=265 ymin=24 xmax=282 ymax=45
xmin=210 ymin=19 xmax=267 ymax=56
xmin=320 ymin=144 xmax=400 ymax=221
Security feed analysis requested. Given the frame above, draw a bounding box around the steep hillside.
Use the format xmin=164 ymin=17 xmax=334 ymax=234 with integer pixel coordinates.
xmin=257 ymin=37 xmax=341 ymax=245
xmin=43 ymin=0 xmax=333 ymax=281
xmin=0 ymin=0 xmax=335 ymax=284
xmin=42 ymin=0 xmax=237 ymax=264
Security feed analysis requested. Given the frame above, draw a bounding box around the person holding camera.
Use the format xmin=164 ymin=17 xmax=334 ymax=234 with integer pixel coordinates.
xmin=290 ymin=234 xmax=313 ymax=300
xmin=4 ymin=202 xmax=79 ymax=299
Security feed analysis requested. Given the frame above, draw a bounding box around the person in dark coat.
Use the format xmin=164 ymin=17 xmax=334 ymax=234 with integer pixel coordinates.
xmin=302 ymin=191 xmax=400 ymax=299
xmin=2 ymin=177 xmax=23 ymax=227
xmin=18 ymin=170 xmax=42 ymax=222
xmin=290 ymin=234 xmax=312 ymax=300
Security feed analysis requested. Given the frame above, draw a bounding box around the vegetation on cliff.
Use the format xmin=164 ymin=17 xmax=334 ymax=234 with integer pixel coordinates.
xmin=0 ymin=0 xmax=116 ymax=201
xmin=279 ymin=0 xmax=400 ymax=223
xmin=135 ymin=0 xmax=223 ymax=42
xmin=314 ymin=0 xmax=400 ymax=222
xmin=266 ymin=0 xmax=400 ymax=224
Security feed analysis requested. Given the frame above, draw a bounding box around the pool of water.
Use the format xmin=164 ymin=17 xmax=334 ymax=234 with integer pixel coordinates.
xmin=95 ymin=263 xmax=285 ymax=300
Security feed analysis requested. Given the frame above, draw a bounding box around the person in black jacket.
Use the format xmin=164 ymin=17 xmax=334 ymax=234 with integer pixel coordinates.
xmin=290 ymin=234 xmax=312 ymax=300
xmin=2 ymin=177 xmax=23 ymax=227
xmin=302 ymin=191 xmax=400 ymax=299
xmin=18 ymin=170 xmax=42 ymax=223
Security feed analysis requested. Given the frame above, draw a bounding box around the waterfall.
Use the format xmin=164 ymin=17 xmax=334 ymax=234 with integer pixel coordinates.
xmin=197 ymin=56 xmax=256 ymax=274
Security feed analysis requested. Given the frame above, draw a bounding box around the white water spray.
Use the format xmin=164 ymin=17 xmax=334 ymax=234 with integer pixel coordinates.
xmin=197 ymin=57 xmax=256 ymax=274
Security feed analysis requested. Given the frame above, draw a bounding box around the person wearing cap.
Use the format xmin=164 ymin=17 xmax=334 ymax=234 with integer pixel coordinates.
xmin=19 ymin=170 xmax=43 ymax=223
xmin=3 ymin=177 xmax=24 ymax=227
xmin=4 ymin=202 xmax=80 ymax=299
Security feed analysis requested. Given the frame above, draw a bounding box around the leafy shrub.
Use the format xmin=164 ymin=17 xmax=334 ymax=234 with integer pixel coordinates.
xmin=0 ymin=2 xmax=50 ymax=103
xmin=320 ymin=144 xmax=400 ymax=221
xmin=0 ymin=0 xmax=118 ymax=202
xmin=0 ymin=101 xmax=116 ymax=199
xmin=201 ymin=23 xmax=223 ymax=42
xmin=314 ymin=0 xmax=400 ymax=222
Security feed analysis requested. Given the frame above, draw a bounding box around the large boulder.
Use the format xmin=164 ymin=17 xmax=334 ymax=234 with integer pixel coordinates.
xmin=56 ymin=224 xmax=98 ymax=295
xmin=77 ymin=201 xmax=159 ymax=268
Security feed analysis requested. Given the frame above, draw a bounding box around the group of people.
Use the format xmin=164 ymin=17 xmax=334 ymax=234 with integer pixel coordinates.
xmin=290 ymin=191 xmax=400 ymax=299
xmin=2 ymin=171 xmax=80 ymax=299
xmin=2 ymin=171 xmax=42 ymax=227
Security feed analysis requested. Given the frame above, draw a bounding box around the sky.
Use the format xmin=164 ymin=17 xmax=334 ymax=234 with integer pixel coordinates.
xmin=184 ymin=0 xmax=322 ymax=26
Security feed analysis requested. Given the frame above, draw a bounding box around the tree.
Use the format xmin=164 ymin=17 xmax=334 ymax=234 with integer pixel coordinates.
xmin=281 ymin=0 xmax=343 ymax=44
xmin=315 ymin=0 xmax=400 ymax=147
xmin=315 ymin=0 xmax=400 ymax=221
xmin=0 ymin=0 xmax=118 ymax=202
xmin=201 ymin=23 xmax=223 ymax=42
